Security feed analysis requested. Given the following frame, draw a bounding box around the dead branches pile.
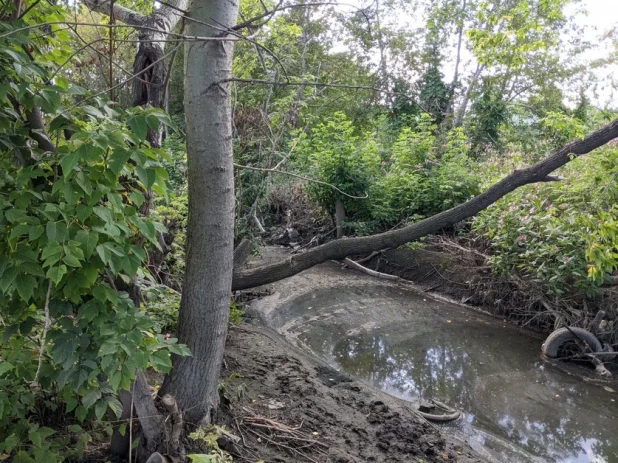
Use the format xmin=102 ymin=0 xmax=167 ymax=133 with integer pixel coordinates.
xmin=234 ymin=408 xmax=328 ymax=463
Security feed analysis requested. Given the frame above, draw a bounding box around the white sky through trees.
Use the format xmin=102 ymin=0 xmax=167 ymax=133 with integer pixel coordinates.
xmin=329 ymin=0 xmax=617 ymax=107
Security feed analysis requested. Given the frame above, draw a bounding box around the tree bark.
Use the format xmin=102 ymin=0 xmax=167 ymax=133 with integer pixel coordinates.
xmin=335 ymin=197 xmax=345 ymax=239
xmin=453 ymin=63 xmax=484 ymax=128
xmin=160 ymin=0 xmax=239 ymax=426
xmin=232 ymin=117 xmax=618 ymax=290
xmin=82 ymin=0 xmax=187 ymax=147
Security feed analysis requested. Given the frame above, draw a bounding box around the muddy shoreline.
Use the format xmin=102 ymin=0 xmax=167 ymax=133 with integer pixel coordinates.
xmin=214 ymin=246 xmax=486 ymax=462
xmin=217 ymin=322 xmax=484 ymax=462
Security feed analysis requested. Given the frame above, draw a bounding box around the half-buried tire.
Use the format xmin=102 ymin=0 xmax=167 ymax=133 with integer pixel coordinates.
xmin=542 ymin=327 xmax=602 ymax=358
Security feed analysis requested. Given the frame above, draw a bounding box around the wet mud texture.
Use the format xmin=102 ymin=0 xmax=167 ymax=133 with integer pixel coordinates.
xmin=218 ymin=323 xmax=484 ymax=463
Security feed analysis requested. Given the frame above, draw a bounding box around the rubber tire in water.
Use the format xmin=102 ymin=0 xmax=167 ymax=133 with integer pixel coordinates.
xmin=541 ymin=327 xmax=602 ymax=358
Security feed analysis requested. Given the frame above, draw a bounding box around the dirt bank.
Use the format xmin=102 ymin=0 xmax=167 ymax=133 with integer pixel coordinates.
xmin=217 ymin=322 xmax=484 ymax=463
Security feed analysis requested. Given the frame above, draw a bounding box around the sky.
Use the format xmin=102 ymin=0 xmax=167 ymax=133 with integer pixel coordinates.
xmin=331 ymin=0 xmax=618 ymax=108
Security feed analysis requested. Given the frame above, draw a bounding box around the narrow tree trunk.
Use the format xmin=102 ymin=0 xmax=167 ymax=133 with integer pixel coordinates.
xmin=335 ymin=198 xmax=345 ymax=239
xmin=453 ymin=63 xmax=484 ymax=128
xmin=232 ymin=117 xmax=618 ymax=290
xmin=441 ymin=0 xmax=466 ymax=130
xmin=160 ymin=0 xmax=239 ymax=426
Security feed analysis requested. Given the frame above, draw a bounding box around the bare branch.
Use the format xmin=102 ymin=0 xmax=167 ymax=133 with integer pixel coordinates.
xmin=63 ymin=44 xmax=182 ymax=114
xmin=233 ymin=163 xmax=368 ymax=200
xmin=81 ymin=0 xmax=146 ymax=26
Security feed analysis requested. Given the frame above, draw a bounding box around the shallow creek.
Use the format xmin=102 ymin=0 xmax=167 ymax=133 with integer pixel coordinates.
xmin=251 ymin=260 xmax=618 ymax=463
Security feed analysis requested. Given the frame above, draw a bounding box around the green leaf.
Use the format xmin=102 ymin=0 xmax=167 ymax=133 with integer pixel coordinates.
xmin=46 ymin=221 xmax=57 ymax=241
xmin=19 ymin=262 xmax=45 ymax=277
xmin=0 ymin=361 xmax=14 ymax=376
xmin=149 ymin=350 xmax=172 ymax=373
xmin=95 ymin=399 xmax=107 ymax=421
xmin=14 ymin=275 xmax=36 ymax=301
xmin=47 ymin=265 xmax=67 ymax=285
xmin=82 ymin=389 xmax=101 ymax=410
xmin=63 ymin=253 xmax=82 ymax=268
xmin=5 ymin=208 xmax=30 ymax=223
xmin=75 ymin=230 xmax=99 ymax=259
xmin=60 ymin=150 xmax=80 ymax=175
xmin=41 ymin=243 xmax=63 ymax=267
xmin=108 ymin=149 xmax=132 ymax=176
xmin=128 ymin=116 xmax=148 ymax=141
xmin=136 ymin=166 xmax=156 ymax=190
xmin=105 ymin=395 xmax=123 ymax=418
xmin=29 ymin=225 xmax=44 ymax=241
xmin=76 ymin=204 xmax=92 ymax=223
xmin=93 ymin=205 xmax=113 ymax=223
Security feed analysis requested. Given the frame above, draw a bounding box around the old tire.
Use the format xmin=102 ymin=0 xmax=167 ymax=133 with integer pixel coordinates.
xmin=542 ymin=327 xmax=602 ymax=358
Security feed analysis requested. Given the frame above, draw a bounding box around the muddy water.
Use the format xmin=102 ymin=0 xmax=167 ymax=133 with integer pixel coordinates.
xmin=255 ymin=269 xmax=618 ymax=463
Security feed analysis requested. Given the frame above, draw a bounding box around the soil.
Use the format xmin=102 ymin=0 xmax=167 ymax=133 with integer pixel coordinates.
xmin=216 ymin=322 xmax=484 ymax=463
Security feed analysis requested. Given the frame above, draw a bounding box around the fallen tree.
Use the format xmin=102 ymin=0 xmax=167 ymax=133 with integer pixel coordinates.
xmin=232 ymin=117 xmax=618 ymax=291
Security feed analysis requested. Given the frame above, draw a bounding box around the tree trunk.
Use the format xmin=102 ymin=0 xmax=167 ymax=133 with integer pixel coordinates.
xmin=453 ymin=63 xmax=484 ymax=128
xmin=82 ymin=0 xmax=187 ymax=146
xmin=232 ymin=117 xmax=618 ymax=290
xmin=441 ymin=0 xmax=466 ymax=130
xmin=335 ymin=197 xmax=345 ymax=239
xmin=160 ymin=0 xmax=239 ymax=426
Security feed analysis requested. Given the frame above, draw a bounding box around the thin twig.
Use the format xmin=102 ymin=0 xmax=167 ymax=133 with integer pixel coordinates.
xmin=233 ymin=163 xmax=368 ymax=200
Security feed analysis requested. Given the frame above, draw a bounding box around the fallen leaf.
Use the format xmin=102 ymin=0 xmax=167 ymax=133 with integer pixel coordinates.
xmin=604 ymin=386 xmax=615 ymax=393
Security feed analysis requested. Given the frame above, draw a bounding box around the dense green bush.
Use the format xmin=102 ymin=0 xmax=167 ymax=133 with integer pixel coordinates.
xmin=473 ymin=144 xmax=618 ymax=296
xmin=294 ymin=112 xmax=480 ymax=234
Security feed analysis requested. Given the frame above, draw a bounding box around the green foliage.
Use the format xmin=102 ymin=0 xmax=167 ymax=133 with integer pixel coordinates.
xmin=296 ymin=112 xmax=380 ymax=219
xmin=473 ymin=145 xmax=618 ymax=296
xmin=380 ymin=115 xmax=479 ymax=223
xmin=0 ymin=10 xmax=188 ymax=459
xmin=468 ymin=79 xmax=508 ymax=155
xmin=188 ymin=426 xmax=234 ymax=463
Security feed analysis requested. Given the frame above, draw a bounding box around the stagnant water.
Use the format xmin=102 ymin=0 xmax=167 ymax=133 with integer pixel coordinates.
xmin=263 ymin=283 xmax=618 ymax=463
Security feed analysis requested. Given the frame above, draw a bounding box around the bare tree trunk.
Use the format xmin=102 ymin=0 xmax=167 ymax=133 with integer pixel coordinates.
xmin=160 ymin=0 xmax=239 ymax=426
xmin=441 ymin=0 xmax=466 ymax=130
xmin=335 ymin=198 xmax=345 ymax=239
xmin=232 ymin=118 xmax=618 ymax=290
xmin=453 ymin=63 xmax=484 ymax=128
xmin=82 ymin=0 xmax=187 ymax=147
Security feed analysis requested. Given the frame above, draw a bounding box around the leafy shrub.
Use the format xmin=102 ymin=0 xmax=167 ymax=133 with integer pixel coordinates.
xmin=0 ymin=17 xmax=189 ymax=458
xmin=473 ymin=145 xmax=618 ymax=296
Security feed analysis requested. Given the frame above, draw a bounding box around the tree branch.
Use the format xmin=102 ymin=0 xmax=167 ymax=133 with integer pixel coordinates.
xmin=233 ymin=163 xmax=368 ymax=199
xmin=82 ymin=0 xmax=146 ymax=26
xmin=232 ymin=118 xmax=618 ymax=291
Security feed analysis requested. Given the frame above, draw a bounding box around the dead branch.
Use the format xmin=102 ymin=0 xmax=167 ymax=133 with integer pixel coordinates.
xmin=344 ymin=258 xmax=400 ymax=281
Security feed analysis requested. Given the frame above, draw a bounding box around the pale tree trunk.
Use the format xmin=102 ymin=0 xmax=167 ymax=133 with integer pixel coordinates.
xmin=160 ymin=0 xmax=240 ymax=426
xmin=441 ymin=0 xmax=466 ymax=130
xmin=453 ymin=62 xmax=484 ymax=128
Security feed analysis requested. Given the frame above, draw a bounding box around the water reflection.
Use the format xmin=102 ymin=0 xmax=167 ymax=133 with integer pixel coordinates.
xmin=286 ymin=288 xmax=618 ymax=463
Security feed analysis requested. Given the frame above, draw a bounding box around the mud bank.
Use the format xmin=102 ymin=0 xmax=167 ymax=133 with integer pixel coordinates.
xmin=217 ymin=322 xmax=484 ymax=463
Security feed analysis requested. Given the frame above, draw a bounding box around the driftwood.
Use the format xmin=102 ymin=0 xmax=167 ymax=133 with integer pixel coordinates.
xmin=344 ymin=258 xmax=401 ymax=281
xmin=232 ymin=118 xmax=618 ymax=291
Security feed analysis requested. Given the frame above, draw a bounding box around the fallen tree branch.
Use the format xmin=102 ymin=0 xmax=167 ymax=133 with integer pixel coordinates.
xmin=344 ymin=258 xmax=400 ymax=281
xmin=232 ymin=118 xmax=618 ymax=291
